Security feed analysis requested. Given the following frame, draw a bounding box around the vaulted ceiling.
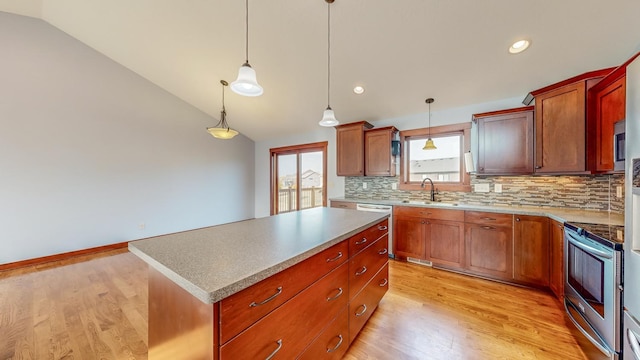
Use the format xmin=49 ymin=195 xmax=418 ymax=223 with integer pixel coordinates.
xmin=2 ymin=0 xmax=639 ymax=141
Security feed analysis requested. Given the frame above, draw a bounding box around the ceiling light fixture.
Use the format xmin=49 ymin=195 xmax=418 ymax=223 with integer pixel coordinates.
xmin=353 ymin=86 xmax=365 ymax=95
xmin=319 ymin=0 xmax=339 ymax=127
xmin=231 ymin=0 xmax=263 ymax=97
xmin=509 ymin=39 xmax=530 ymax=54
xmin=423 ymin=98 xmax=437 ymax=150
xmin=207 ymin=80 xmax=239 ymax=139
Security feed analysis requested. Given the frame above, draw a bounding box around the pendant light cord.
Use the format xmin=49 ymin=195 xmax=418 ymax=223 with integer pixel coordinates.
xmin=245 ymin=0 xmax=249 ymax=63
xmin=327 ymin=1 xmax=331 ymax=108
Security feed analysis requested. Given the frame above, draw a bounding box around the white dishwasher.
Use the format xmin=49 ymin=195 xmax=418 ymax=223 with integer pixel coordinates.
xmin=356 ymin=203 xmax=394 ymax=258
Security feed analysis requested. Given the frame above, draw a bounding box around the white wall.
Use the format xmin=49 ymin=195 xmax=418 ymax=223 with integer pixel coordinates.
xmin=0 ymin=12 xmax=255 ymax=264
xmin=254 ymin=97 xmax=524 ymax=218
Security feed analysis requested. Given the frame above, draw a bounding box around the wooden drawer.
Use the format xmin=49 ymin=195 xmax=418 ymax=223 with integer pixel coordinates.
xmin=349 ymin=262 xmax=389 ymax=344
xmin=298 ymin=307 xmax=349 ymax=360
xmin=330 ymin=200 xmax=357 ymax=210
xmin=349 ymin=235 xmax=388 ymax=299
xmin=220 ymin=262 xmax=349 ymax=359
xmin=464 ymin=211 xmax=513 ymax=227
xmin=348 ymin=219 xmax=388 ymax=256
xmin=219 ymin=240 xmax=348 ymax=344
xmin=394 ymin=206 xmax=464 ymax=222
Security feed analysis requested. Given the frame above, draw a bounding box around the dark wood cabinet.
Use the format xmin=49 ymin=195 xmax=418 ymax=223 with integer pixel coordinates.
xmin=335 ymin=121 xmax=373 ymax=176
xmin=465 ymin=223 xmax=513 ymax=281
xmin=427 ymin=219 xmax=465 ymax=269
xmin=393 ymin=215 xmax=425 ymax=259
xmin=588 ymin=76 xmax=626 ymax=173
xmin=513 ymin=215 xmax=550 ymax=287
xmin=549 ymin=220 xmax=564 ymax=300
xmin=364 ymin=126 xmax=397 ymax=176
xmin=473 ymin=107 xmax=534 ymax=175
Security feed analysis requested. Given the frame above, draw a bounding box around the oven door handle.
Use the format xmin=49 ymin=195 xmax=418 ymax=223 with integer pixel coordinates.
xmin=566 ymin=234 xmax=612 ymax=260
xmin=564 ymin=300 xmax=614 ymax=357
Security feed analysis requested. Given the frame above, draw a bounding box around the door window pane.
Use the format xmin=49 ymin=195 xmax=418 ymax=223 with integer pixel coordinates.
xmin=300 ymin=151 xmax=323 ymax=210
xmin=277 ymin=154 xmax=297 ymax=213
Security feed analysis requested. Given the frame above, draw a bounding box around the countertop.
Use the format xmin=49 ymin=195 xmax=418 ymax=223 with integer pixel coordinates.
xmin=128 ymin=207 xmax=389 ymax=304
xmin=330 ymin=197 xmax=624 ymax=226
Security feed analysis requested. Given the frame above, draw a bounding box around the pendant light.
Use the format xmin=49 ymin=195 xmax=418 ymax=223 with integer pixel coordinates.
xmin=207 ymin=80 xmax=239 ymax=139
xmin=319 ymin=0 xmax=339 ymax=127
xmin=230 ymin=0 xmax=263 ymax=97
xmin=423 ymin=98 xmax=437 ymax=150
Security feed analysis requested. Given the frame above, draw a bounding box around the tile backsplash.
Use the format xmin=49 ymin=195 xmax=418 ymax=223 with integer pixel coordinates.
xmin=344 ymin=174 xmax=624 ymax=213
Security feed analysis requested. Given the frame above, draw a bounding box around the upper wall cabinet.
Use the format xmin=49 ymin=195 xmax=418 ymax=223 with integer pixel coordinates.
xmin=473 ymin=107 xmax=534 ymax=175
xmin=335 ymin=121 xmax=373 ymax=176
xmin=524 ymin=68 xmax=613 ymax=174
xmin=365 ymin=126 xmax=398 ymax=176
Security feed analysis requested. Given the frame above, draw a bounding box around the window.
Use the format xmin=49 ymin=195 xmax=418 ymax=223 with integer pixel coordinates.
xmin=399 ymin=123 xmax=471 ymax=192
xmin=270 ymin=142 xmax=327 ymax=215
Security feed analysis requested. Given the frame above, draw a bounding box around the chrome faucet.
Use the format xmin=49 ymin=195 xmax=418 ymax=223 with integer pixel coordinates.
xmin=420 ymin=177 xmax=436 ymax=202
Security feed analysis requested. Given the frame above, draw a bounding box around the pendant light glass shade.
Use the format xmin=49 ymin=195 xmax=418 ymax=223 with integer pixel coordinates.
xmin=423 ymin=97 xmax=437 ymax=150
xmin=231 ymin=0 xmax=263 ymax=97
xmin=207 ymin=80 xmax=239 ymax=140
xmin=231 ymin=62 xmax=263 ymax=97
xmin=319 ymin=0 xmax=339 ymax=127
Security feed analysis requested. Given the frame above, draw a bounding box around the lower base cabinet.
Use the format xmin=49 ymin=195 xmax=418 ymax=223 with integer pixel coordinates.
xmin=513 ymin=215 xmax=550 ymax=287
xmin=549 ymin=220 xmax=565 ymax=299
xmin=465 ymin=223 xmax=513 ymax=280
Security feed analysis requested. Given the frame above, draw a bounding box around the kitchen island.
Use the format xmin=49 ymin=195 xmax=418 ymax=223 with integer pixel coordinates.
xmin=129 ymin=207 xmax=390 ymax=359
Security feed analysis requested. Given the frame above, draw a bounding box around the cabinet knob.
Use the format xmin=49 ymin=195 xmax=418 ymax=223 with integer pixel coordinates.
xmin=535 ymin=166 xmax=542 ymax=169
xmin=516 ymin=218 xmax=520 ymax=222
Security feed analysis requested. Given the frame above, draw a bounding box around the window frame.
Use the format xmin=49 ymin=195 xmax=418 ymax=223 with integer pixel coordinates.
xmin=269 ymin=141 xmax=328 ymax=215
xmin=399 ymin=122 xmax=472 ymax=192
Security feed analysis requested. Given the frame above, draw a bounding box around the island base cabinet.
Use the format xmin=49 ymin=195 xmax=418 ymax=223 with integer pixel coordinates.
xmin=219 ymin=262 xmax=349 ymax=359
xmin=299 ymin=307 xmax=349 ymax=360
xmin=148 ymin=266 xmax=217 ymax=360
xmin=349 ymin=262 xmax=389 ymax=344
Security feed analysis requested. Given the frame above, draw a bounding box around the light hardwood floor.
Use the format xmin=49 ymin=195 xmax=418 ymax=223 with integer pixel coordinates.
xmin=0 ymin=249 xmax=588 ymax=359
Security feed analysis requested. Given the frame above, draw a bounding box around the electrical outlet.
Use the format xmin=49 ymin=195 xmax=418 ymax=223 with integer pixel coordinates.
xmin=391 ymin=183 xmax=398 ymax=190
xmin=474 ymin=184 xmax=490 ymax=193
xmin=363 ymin=182 xmax=368 ymax=189
xmin=617 ymin=186 xmax=623 ymax=198
xmin=494 ymin=184 xmax=503 ymax=193
xmin=617 ymin=230 xmax=624 ymax=241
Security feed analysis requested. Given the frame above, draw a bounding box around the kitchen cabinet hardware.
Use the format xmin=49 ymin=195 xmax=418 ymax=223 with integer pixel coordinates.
xmin=355 ymin=304 xmax=367 ymax=317
xmin=378 ymin=225 xmax=388 ymax=231
xmin=326 ymin=287 xmax=343 ymax=301
xmin=535 ymin=166 xmax=542 ymax=169
xmin=516 ymin=218 xmax=521 ymax=222
xmin=378 ymin=248 xmax=388 ymax=255
xmin=355 ymin=266 xmax=367 ymax=276
xmin=379 ymin=278 xmax=388 ymax=287
xmin=355 ymin=238 xmax=367 ymax=245
xmin=249 ymin=286 xmax=283 ymax=307
xmin=265 ymin=339 xmax=283 ymax=360
xmin=326 ymin=335 xmax=344 ymax=353
xmin=326 ymin=252 xmax=343 ymax=262
xmin=481 ymin=217 xmax=497 ymax=221
xmin=481 ymin=226 xmax=496 ymax=230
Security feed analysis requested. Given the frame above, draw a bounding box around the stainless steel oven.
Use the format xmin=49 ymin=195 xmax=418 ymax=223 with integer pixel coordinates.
xmin=564 ymin=223 xmax=623 ymax=359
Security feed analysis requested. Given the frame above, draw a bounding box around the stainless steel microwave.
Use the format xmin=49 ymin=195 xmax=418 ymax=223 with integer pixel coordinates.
xmin=614 ymin=120 xmax=625 ymax=171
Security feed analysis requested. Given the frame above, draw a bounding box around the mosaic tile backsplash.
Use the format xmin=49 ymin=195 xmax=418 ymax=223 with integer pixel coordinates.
xmin=344 ymin=174 xmax=624 ymax=213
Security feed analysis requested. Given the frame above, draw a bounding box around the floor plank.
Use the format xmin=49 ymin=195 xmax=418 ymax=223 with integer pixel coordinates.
xmin=0 ymin=250 xmax=587 ymax=359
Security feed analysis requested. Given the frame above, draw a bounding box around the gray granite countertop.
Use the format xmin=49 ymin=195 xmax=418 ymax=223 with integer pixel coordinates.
xmin=128 ymin=207 xmax=388 ymax=304
xmin=330 ymin=197 xmax=624 ymax=226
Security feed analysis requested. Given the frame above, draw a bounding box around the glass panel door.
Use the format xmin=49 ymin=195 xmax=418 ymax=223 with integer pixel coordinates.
xmin=300 ymin=151 xmax=323 ymax=210
xmin=276 ymin=154 xmax=297 ymax=213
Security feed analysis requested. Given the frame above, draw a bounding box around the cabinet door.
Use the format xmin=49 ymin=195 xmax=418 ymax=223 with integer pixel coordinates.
xmin=335 ymin=121 xmax=372 ymax=176
xmin=513 ymin=215 xmax=550 ymax=286
xmin=393 ymin=216 xmax=425 ymax=259
xmin=364 ymin=127 xmax=397 ymax=176
xmin=593 ymin=76 xmax=625 ymax=172
xmin=549 ymin=220 xmax=565 ymax=299
xmin=427 ymin=219 xmax=465 ymax=269
xmin=535 ymin=81 xmax=586 ymax=173
xmin=476 ymin=108 xmax=534 ymax=175
xmin=465 ymin=224 xmax=512 ymax=280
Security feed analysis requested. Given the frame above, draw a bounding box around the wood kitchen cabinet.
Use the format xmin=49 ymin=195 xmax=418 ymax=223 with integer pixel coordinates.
xmin=525 ymin=69 xmax=612 ymax=174
xmin=427 ymin=219 xmax=465 ymax=269
xmin=549 ymin=220 xmax=565 ymax=300
xmin=588 ymin=74 xmax=626 ymax=173
xmin=393 ymin=215 xmax=425 ymax=259
xmin=364 ymin=126 xmax=398 ymax=176
xmin=335 ymin=121 xmax=373 ymax=176
xmin=473 ymin=107 xmax=534 ymax=175
xmin=513 ymin=215 xmax=550 ymax=287
xmin=330 ymin=200 xmax=357 ymax=210
xmin=464 ymin=211 xmax=513 ymax=281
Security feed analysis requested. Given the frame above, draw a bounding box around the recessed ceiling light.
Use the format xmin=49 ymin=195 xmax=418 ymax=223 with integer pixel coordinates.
xmin=509 ymin=39 xmax=530 ymax=54
xmin=353 ymin=86 xmax=365 ymax=95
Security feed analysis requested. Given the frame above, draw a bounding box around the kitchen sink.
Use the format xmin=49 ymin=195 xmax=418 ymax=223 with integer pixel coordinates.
xmin=400 ymin=200 xmax=459 ymax=206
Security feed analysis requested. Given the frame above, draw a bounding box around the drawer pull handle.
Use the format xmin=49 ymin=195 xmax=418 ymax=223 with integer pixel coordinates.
xmin=326 ymin=287 xmax=344 ymax=301
xmin=481 ymin=217 xmax=496 ymax=221
xmin=355 ymin=238 xmax=367 ymax=245
xmin=481 ymin=226 xmax=495 ymax=230
xmin=326 ymin=252 xmax=343 ymax=262
xmin=378 ymin=225 xmax=388 ymax=231
xmin=326 ymin=334 xmax=344 ymax=353
xmin=378 ymin=248 xmax=388 ymax=255
xmin=355 ymin=266 xmax=367 ymax=276
xmin=379 ymin=278 xmax=388 ymax=287
xmin=265 ymin=339 xmax=283 ymax=360
xmin=338 ymin=205 xmax=347 ymax=208
xmin=355 ymin=304 xmax=368 ymax=317
xmin=250 ymin=287 xmax=283 ymax=307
